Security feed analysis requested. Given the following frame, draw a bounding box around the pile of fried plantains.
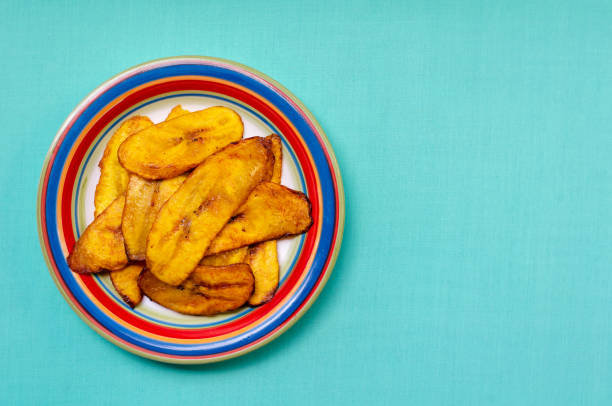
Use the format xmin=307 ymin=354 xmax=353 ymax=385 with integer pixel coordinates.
xmin=67 ymin=105 xmax=312 ymax=315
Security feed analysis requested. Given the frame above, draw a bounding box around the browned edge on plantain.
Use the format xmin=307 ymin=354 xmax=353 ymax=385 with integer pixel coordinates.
xmin=67 ymin=195 xmax=128 ymax=274
xmin=206 ymin=182 xmax=313 ymax=256
xmin=110 ymin=264 xmax=144 ymax=308
xmin=138 ymin=265 xmax=254 ymax=316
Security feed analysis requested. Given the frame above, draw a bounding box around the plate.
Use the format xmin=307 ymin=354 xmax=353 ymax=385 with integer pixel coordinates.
xmin=37 ymin=56 xmax=344 ymax=363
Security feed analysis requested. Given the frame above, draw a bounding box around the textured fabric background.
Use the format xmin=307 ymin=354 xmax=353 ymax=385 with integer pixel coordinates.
xmin=2 ymin=1 xmax=612 ymax=404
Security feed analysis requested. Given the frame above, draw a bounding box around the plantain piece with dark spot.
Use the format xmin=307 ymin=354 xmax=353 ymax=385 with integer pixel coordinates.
xmin=118 ymin=106 xmax=244 ymax=179
xmin=206 ymin=182 xmax=312 ymax=256
xmin=110 ymin=264 xmax=144 ymax=307
xmin=190 ymin=265 xmax=254 ymax=302
xmin=138 ymin=264 xmax=254 ymax=315
xmin=265 ymin=134 xmax=283 ymax=184
xmin=67 ymin=196 xmax=128 ymax=274
xmin=121 ymin=175 xmax=158 ymax=261
xmin=146 ymin=137 xmax=274 ymax=286
xmin=247 ymin=242 xmax=279 ymax=305
xmin=122 ymin=174 xmax=186 ymax=261
xmin=94 ymin=116 xmax=153 ymax=217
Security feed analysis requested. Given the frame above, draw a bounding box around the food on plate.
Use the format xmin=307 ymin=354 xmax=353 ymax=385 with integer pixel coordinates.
xmin=66 ymin=105 xmax=313 ymax=316
xmin=121 ymin=175 xmax=157 ymax=261
xmin=165 ymin=104 xmax=190 ymax=120
xmin=206 ymin=182 xmax=312 ymax=255
xmin=121 ymin=174 xmax=186 ymax=260
xmin=67 ymin=196 xmax=128 ymax=273
xmin=266 ymin=134 xmax=283 ymax=184
xmin=190 ymin=265 xmax=254 ymax=302
xmin=247 ymin=134 xmax=283 ymax=305
xmin=247 ymin=242 xmax=280 ymax=306
xmin=118 ymin=106 xmax=243 ymax=179
xmin=138 ymin=264 xmax=254 ymax=315
xmin=110 ymin=264 xmax=144 ymax=307
xmin=146 ymin=137 xmax=274 ymax=286
xmin=200 ymin=247 xmax=248 ymax=266
xmin=94 ymin=116 xmax=153 ymax=217
xmin=154 ymin=174 xmax=188 ymax=207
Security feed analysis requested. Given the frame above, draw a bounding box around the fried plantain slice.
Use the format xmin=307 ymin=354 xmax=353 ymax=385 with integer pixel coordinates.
xmin=191 ymin=265 xmax=254 ymax=302
xmin=146 ymin=137 xmax=274 ymax=286
xmin=165 ymin=105 xmax=190 ymax=120
xmin=138 ymin=264 xmax=254 ymax=315
xmin=154 ymin=174 xmax=187 ymax=205
xmin=121 ymin=174 xmax=187 ymax=260
xmin=248 ymin=134 xmax=282 ymax=305
xmin=118 ymin=106 xmax=244 ymax=179
xmin=94 ymin=116 xmax=153 ymax=217
xmin=247 ymin=241 xmax=280 ymax=306
xmin=67 ymin=196 xmax=128 ymax=273
xmin=121 ymin=175 xmax=159 ymax=261
xmin=200 ymin=247 xmax=248 ymax=266
xmin=206 ymin=182 xmax=312 ymax=256
xmin=110 ymin=264 xmax=144 ymax=307
xmin=266 ymin=134 xmax=283 ymax=184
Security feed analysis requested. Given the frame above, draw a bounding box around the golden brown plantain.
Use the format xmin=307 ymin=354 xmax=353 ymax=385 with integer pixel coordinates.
xmin=146 ymin=137 xmax=274 ymax=286
xmin=247 ymin=243 xmax=279 ymax=305
xmin=118 ymin=106 xmax=244 ymax=179
xmin=190 ymin=265 xmax=255 ymax=302
xmin=154 ymin=174 xmax=187 ymax=205
xmin=248 ymin=134 xmax=283 ymax=305
xmin=110 ymin=264 xmax=144 ymax=307
xmin=200 ymin=247 xmax=248 ymax=266
xmin=94 ymin=116 xmax=153 ymax=217
xmin=266 ymin=134 xmax=283 ymax=184
xmin=138 ymin=265 xmax=254 ymax=315
xmin=121 ymin=174 xmax=186 ymax=260
xmin=121 ymin=175 xmax=158 ymax=261
xmin=206 ymin=182 xmax=312 ymax=256
xmin=165 ymin=105 xmax=190 ymax=120
xmin=67 ymin=196 xmax=128 ymax=273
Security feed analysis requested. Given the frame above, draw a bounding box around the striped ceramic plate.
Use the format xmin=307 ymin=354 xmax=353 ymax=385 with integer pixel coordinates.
xmin=37 ymin=56 xmax=344 ymax=363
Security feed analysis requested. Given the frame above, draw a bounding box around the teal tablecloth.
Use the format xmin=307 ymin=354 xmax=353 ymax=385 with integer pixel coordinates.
xmin=2 ymin=1 xmax=612 ymax=404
